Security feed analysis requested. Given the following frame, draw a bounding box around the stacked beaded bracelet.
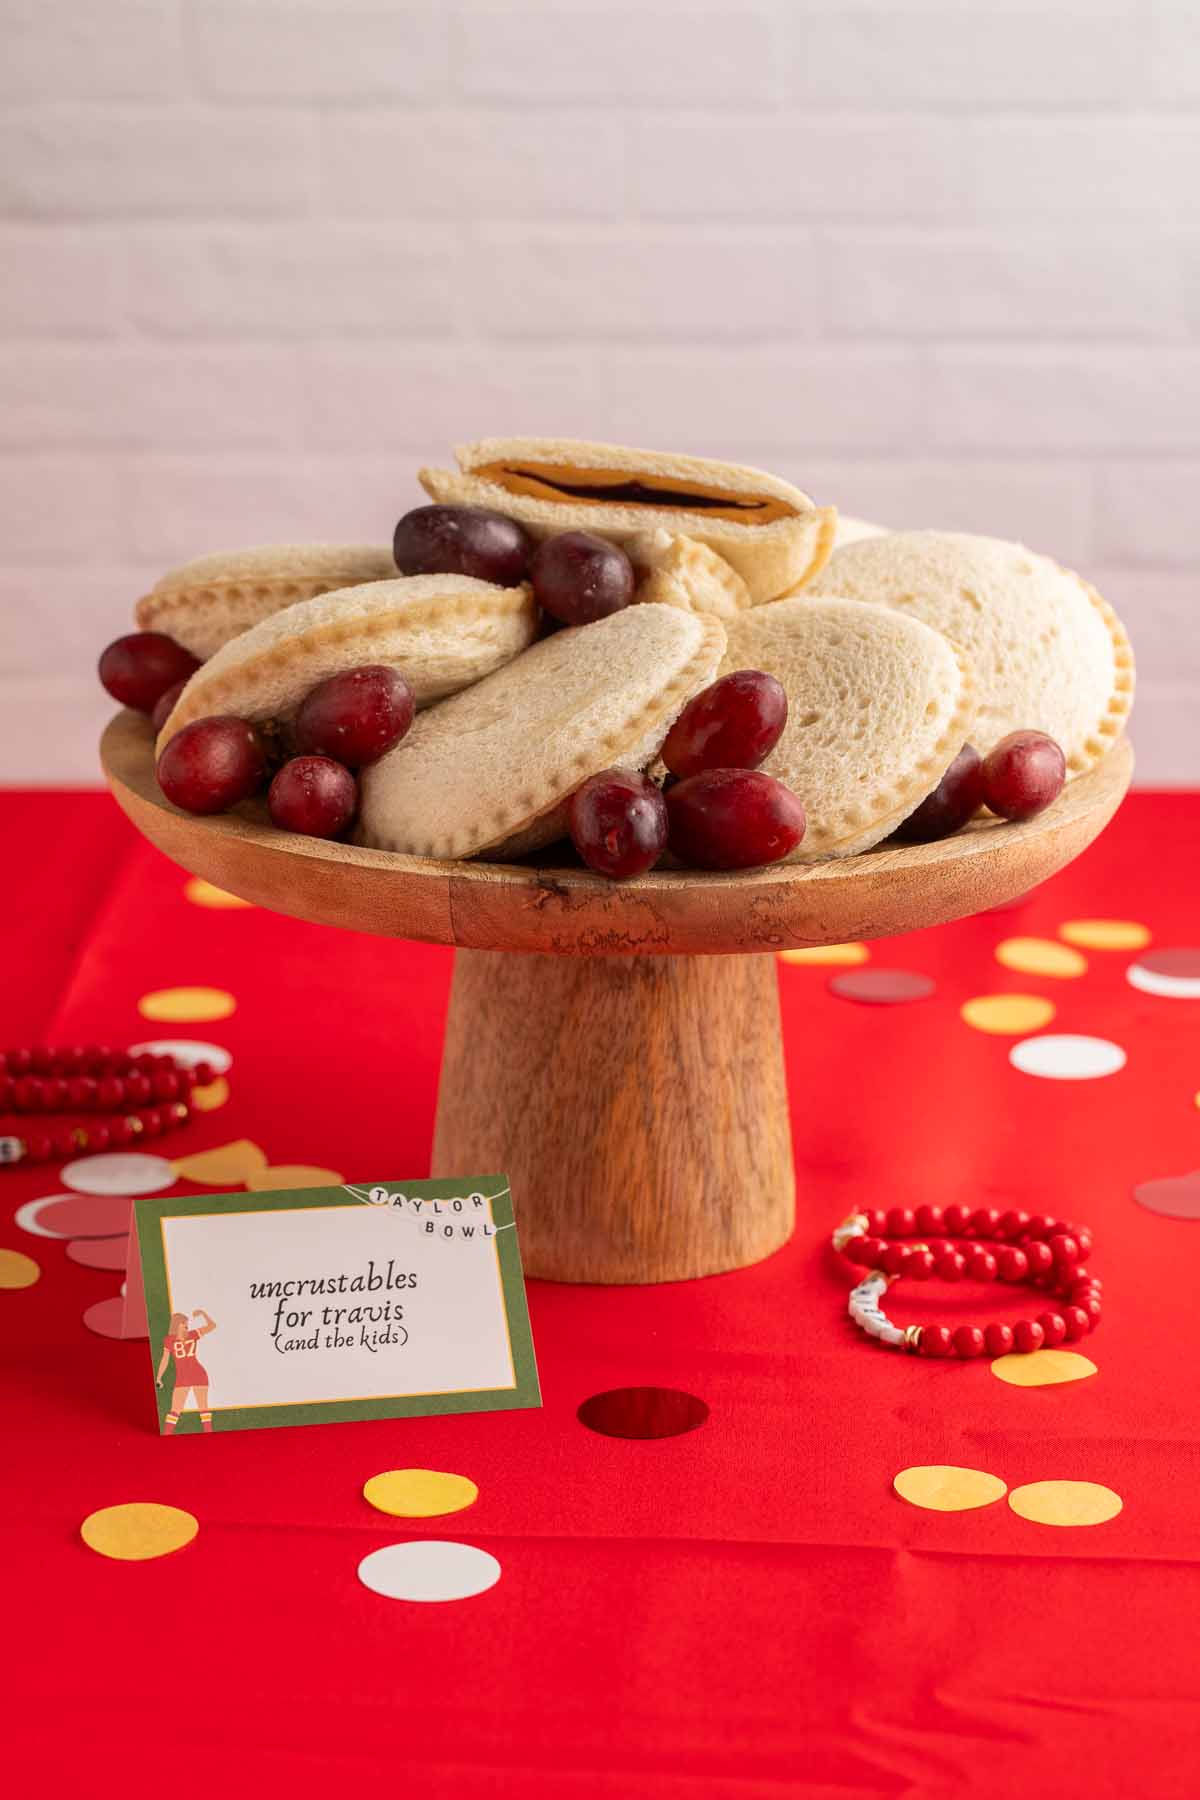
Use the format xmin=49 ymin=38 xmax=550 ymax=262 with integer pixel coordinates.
xmin=831 ymin=1204 xmax=1102 ymax=1359
xmin=0 ymin=1046 xmax=209 ymax=1168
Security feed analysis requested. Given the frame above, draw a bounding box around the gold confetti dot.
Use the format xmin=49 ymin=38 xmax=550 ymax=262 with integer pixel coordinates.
xmin=1058 ymin=919 xmax=1150 ymax=952
xmin=138 ymin=987 xmax=237 ymax=1023
xmin=184 ymin=879 xmax=253 ymax=910
xmin=191 ymin=1076 xmax=230 ymax=1112
xmin=0 ymin=1248 xmax=40 ymax=1289
xmin=893 ymin=1465 xmax=1007 ymax=1512
xmin=779 ymin=943 xmax=869 ymax=967
xmin=991 ymin=1349 xmax=1097 ymax=1387
xmin=961 ymin=994 xmax=1057 ymax=1035
xmin=245 ymin=1164 xmax=344 ymax=1191
xmin=995 ymin=938 xmax=1087 ymax=980
xmin=1008 ymin=1480 xmax=1122 ymax=1527
xmin=172 ymin=1139 xmax=267 ymax=1185
xmin=81 ymin=1502 xmax=198 ymax=1561
xmin=363 ymin=1469 xmax=479 ymax=1518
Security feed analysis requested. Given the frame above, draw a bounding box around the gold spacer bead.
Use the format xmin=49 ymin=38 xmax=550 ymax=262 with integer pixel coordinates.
xmin=127 ymin=1115 xmax=144 ymax=1135
xmin=903 ymin=1325 xmax=924 ymax=1353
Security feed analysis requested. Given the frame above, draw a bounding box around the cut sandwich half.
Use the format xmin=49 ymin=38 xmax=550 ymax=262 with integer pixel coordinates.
xmin=420 ymin=437 xmax=836 ymax=604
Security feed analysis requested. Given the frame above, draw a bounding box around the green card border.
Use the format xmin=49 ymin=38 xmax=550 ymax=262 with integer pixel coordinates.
xmin=133 ymin=1176 xmax=541 ymax=1435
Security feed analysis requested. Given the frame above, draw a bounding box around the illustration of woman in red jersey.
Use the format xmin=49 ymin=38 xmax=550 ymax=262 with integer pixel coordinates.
xmin=155 ymin=1308 xmax=217 ymax=1434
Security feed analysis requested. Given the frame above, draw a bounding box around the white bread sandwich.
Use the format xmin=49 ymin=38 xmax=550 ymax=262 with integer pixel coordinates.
xmin=629 ymin=530 xmax=752 ymax=618
xmin=136 ymin=543 xmax=397 ymax=660
xmin=720 ymin=597 xmax=976 ymax=860
xmin=805 ymin=531 xmax=1133 ymax=775
xmin=156 ymin=574 xmax=537 ymax=752
xmin=419 ymin=437 xmax=835 ymax=604
xmin=358 ymin=603 xmax=727 ymax=861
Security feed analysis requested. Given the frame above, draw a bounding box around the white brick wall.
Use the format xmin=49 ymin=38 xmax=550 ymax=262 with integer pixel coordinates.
xmin=1 ymin=0 xmax=1195 ymax=784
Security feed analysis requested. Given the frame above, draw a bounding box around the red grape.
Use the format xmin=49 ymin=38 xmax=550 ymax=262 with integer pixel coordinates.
xmin=268 ymin=756 xmax=357 ymax=839
xmin=568 ymin=769 xmax=668 ymax=879
xmin=99 ymin=632 xmax=200 ymax=714
xmin=529 ymin=531 xmax=635 ymax=626
xmin=293 ymin=665 xmax=414 ymax=767
xmin=661 ymin=670 xmax=787 ymax=779
xmin=981 ymin=730 xmax=1066 ymax=822
xmin=150 ymin=677 xmax=189 ymax=734
xmin=666 ymin=769 xmax=806 ymax=871
xmin=894 ymin=743 xmax=985 ymax=842
xmin=156 ymin=716 xmax=266 ymax=815
xmin=393 ymin=505 xmax=532 ymax=585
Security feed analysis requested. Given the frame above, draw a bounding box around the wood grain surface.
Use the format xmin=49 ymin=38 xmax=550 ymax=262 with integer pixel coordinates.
xmin=101 ymin=710 xmax=1133 ymax=957
xmin=432 ymin=948 xmax=795 ymax=1282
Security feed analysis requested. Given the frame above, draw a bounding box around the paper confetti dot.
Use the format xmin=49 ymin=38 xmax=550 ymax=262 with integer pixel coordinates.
xmin=38 ymin=1194 xmax=132 ymax=1238
xmin=81 ymin=1502 xmax=198 ymax=1561
xmin=577 ymin=1386 xmax=709 ymax=1440
xmin=66 ymin=1235 xmax=130 ymax=1271
xmin=172 ymin=1139 xmax=267 ymax=1185
xmin=61 ymin=1152 xmax=175 ymax=1197
xmin=961 ymin=994 xmax=1057 ymax=1035
xmin=1009 ymin=1034 xmax=1126 ymax=1081
xmin=829 ymin=969 xmax=935 ymax=1005
xmin=363 ymin=1469 xmax=479 ymax=1519
xmin=1059 ymin=919 xmax=1150 ymax=951
xmin=779 ymin=943 xmax=869 ymax=967
xmin=357 ymin=1540 xmax=501 ymax=1603
xmin=1127 ymin=949 xmax=1200 ymax=1000
xmin=184 ymin=878 xmax=253 ymax=910
xmin=14 ymin=1195 xmax=76 ymax=1239
xmin=190 ymin=1076 xmax=229 ymax=1112
xmin=0 ymin=1248 xmax=40 ymax=1289
xmin=128 ymin=1039 xmax=232 ymax=1075
xmin=244 ymin=1164 xmax=344 ymax=1192
xmin=137 ymin=987 xmax=236 ymax=1023
xmin=1008 ymin=1480 xmax=1123 ymax=1527
xmin=82 ymin=1295 xmax=144 ymax=1339
xmin=996 ymin=938 xmax=1087 ymax=979
xmin=991 ymin=1349 xmax=1097 ymax=1387
xmin=1132 ymin=1171 xmax=1200 ymax=1221
xmin=893 ymin=1465 xmax=1007 ymax=1512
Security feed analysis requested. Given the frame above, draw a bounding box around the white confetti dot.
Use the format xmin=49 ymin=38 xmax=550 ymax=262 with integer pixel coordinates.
xmin=357 ymin=1541 xmax=501 ymax=1604
xmin=14 ymin=1195 xmax=76 ymax=1239
xmin=1009 ymin=1034 xmax=1126 ymax=1081
xmin=60 ymin=1152 xmax=177 ymax=1197
xmin=1126 ymin=964 xmax=1200 ymax=1000
xmin=127 ymin=1039 xmax=233 ymax=1075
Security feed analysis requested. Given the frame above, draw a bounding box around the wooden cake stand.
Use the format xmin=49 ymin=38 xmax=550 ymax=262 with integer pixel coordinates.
xmin=102 ymin=711 xmax=1132 ymax=1285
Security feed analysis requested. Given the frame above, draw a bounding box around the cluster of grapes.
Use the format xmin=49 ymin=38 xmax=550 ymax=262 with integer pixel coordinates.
xmin=894 ymin=732 xmax=1067 ymax=842
xmin=100 ymin=635 xmax=414 ymax=838
xmin=568 ymin=671 xmax=803 ymax=878
xmin=394 ymin=503 xmax=634 ymax=627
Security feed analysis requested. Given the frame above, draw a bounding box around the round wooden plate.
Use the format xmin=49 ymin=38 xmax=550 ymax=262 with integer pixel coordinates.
xmin=102 ymin=711 xmax=1132 ymax=957
xmin=103 ymin=710 xmax=1133 ymax=1283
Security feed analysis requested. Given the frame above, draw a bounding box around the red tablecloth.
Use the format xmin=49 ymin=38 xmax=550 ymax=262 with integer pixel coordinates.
xmin=3 ymin=791 xmax=1199 ymax=1797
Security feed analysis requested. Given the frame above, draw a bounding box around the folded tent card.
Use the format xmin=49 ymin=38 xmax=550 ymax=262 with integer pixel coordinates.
xmin=123 ymin=1176 xmax=540 ymax=1435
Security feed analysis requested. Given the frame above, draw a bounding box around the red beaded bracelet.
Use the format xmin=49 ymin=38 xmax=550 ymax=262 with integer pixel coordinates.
xmin=831 ymin=1204 xmax=1101 ymax=1358
xmin=0 ymin=1045 xmax=207 ymax=1168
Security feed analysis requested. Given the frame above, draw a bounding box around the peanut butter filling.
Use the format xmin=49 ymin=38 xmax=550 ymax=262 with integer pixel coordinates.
xmin=473 ymin=460 xmax=800 ymax=527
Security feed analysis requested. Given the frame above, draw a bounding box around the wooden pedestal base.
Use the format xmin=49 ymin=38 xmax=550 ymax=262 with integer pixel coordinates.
xmin=431 ymin=948 xmax=796 ymax=1284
